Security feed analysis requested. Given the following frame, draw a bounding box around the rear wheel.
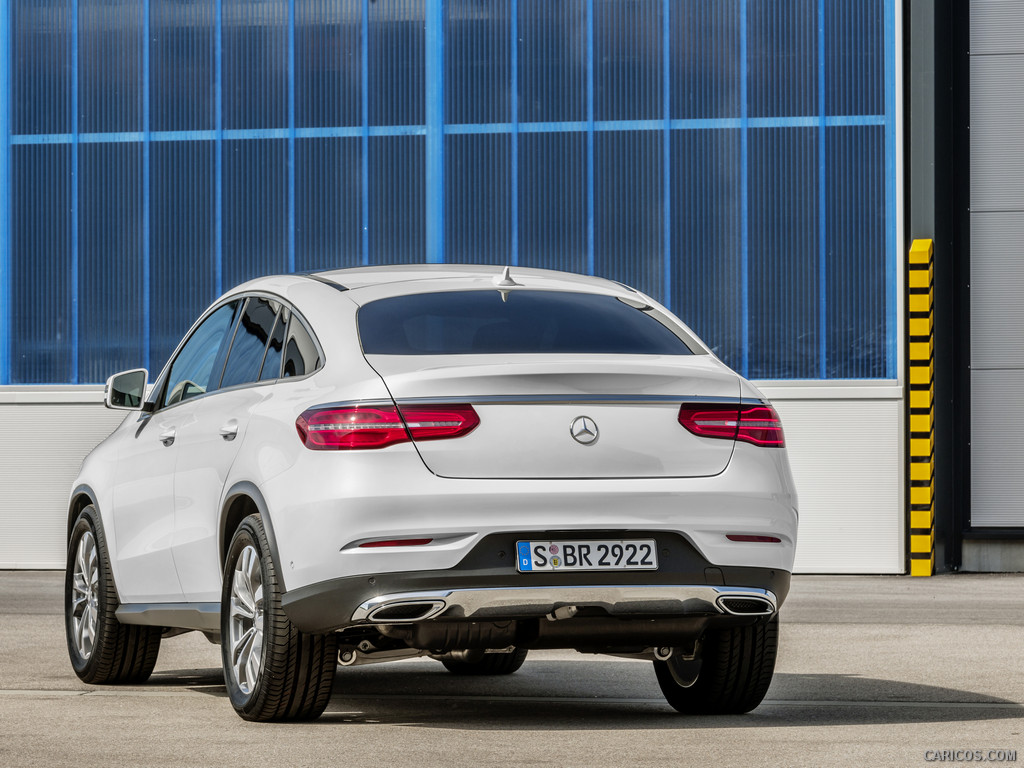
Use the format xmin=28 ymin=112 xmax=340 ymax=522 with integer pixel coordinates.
xmin=64 ymin=506 xmax=161 ymax=684
xmin=654 ymin=615 xmax=778 ymax=715
xmin=221 ymin=514 xmax=338 ymax=721
xmin=440 ymin=647 xmax=528 ymax=676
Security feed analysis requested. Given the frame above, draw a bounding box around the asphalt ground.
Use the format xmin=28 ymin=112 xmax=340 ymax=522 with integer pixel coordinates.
xmin=1 ymin=571 xmax=1022 ymax=768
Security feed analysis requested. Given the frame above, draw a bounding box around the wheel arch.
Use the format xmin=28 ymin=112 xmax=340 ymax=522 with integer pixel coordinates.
xmin=68 ymin=485 xmax=99 ymax=542
xmin=220 ymin=482 xmax=286 ymax=591
xmin=66 ymin=485 xmax=123 ymax=601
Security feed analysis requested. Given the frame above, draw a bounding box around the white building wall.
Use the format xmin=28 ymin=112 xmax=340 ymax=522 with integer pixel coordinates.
xmin=0 ymin=384 xmax=904 ymax=573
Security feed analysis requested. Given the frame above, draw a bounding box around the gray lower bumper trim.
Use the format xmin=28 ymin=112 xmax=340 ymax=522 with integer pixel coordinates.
xmin=351 ymin=585 xmax=777 ymax=623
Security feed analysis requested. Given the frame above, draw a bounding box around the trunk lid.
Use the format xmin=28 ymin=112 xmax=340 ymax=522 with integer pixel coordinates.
xmin=366 ymin=354 xmax=741 ymax=479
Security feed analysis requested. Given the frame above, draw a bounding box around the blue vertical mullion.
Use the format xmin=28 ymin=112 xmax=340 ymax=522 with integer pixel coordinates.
xmin=884 ymin=0 xmax=896 ymax=378
xmin=425 ymin=0 xmax=444 ymax=263
xmin=71 ymin=0 xmax=80 ymax=383
xmin=361 ymin=0 xmax=369 ymax=265
xmin=215 ymin=0 xmax=223 ymax=295
xmin=661 ymin=0 xmax=670 ymax=310
xmin=817 ymin=0 xmax=826 ymax=378
xmin=585 ymin=0 xmax=594 ymax=276
xmin=510 ymin=0 xmax=518 ymax=267
xmin=142 ymin=0 xmax=151 ymax=371
xmin=287 ymin=0 xmax=295 ymax=273
xmin=0 ymin=0 xmax=10 ymax=384
xmin=739 ymin=0 xmax=749 ymax=378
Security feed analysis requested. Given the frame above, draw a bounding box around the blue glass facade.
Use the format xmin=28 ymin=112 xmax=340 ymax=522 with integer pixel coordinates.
xmin=0 ymin=0 xmax=897 ymax=384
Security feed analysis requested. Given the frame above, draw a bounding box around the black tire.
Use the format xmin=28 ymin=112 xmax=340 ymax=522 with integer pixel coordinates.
xmin=221 ymin=514 xmax=338 ymax=721
xmin=440 ymin=647 xmax=529 ymax=676
xmin=64 ymin=506 xmax=161 ymax=684
xmin=654 ymin=615 xmax=779 ymax=715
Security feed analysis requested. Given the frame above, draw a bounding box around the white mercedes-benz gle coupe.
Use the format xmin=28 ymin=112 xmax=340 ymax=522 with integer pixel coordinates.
xmin=65 ymin=265 xmax=798 ymax=721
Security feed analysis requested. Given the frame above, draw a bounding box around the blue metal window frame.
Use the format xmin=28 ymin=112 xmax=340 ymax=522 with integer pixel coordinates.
xmin=0 ymin=0 xmax=899 ymax=385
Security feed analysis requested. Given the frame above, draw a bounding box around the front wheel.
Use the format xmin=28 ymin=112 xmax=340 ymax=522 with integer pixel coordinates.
xmin=64 ymin=506 xmax=161 ymax=684
xmin=221 ymin=514 xmax=337 ymax=721
xmin=654 ymin=615 xmax=779 ymax=715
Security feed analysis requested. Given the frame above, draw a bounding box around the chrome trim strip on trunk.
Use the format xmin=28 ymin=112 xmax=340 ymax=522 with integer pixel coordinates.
xmin=393 ymin=395 xmax=768 ymax=407
xmin=351 ymin=585 xmax=777 ymax=623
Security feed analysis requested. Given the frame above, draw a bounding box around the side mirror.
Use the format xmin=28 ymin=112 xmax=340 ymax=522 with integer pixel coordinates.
xmin=105 ymin=369 xmax=148 ymax=411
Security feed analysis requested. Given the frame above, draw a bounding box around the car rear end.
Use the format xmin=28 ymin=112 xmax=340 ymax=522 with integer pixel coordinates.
xmin=268 ymin=271 xmax=798 ymax=656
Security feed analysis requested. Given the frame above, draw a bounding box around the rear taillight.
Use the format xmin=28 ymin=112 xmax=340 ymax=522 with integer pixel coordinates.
xmin=678 ymin=403 xmax=785 ymax=447
xmin=296 ymin=404 xmax=479 ymax=450
xmin=398 ymin=404 xmax=481 ymax=442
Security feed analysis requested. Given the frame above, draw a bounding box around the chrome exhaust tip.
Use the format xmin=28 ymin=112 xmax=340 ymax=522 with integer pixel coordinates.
xmin=365 ymin=599 xmax=446 ymax=623
xmin=717 ymin=595 xmax=776 ymax=616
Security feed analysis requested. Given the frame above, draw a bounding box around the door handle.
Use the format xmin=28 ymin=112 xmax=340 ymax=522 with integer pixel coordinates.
xmin=159 ymin=429 xmax=176 ymax=447
xmin=219 ymin=422 xmax=239 ymax=441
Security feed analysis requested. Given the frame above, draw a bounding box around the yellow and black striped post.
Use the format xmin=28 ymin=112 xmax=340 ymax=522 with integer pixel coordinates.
xmin=908 ymin=239 xmax=935 ymax=576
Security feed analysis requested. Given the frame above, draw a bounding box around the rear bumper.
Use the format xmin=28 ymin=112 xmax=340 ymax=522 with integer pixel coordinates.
xmin=282 ymin=529 xmax=790 ymax=633
xmin=349 ymin=584 xmax=778 ymax=623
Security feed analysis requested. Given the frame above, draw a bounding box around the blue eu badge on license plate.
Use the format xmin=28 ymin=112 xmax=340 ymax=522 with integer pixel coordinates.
xmin=517 ymin=541 xmax=534 ymax=571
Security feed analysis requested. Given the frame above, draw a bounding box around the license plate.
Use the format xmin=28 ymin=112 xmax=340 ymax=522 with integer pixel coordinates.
xmin=516 ymin=539 xmax=658 ymax=572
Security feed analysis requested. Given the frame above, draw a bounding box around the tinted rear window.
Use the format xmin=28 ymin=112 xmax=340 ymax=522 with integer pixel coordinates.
xmin=358 ymin=290 xmax=694 ymax=355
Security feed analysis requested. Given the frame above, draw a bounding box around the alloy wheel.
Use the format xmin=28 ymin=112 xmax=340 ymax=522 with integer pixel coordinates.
xmin=228 ymin=545 xmax=265 ymax=695
xmin=70 ymin=530 xmax=99 ymax=659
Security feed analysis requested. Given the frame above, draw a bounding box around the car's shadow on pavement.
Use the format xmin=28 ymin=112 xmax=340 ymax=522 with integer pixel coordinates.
xmin=154 ymin=660 xmax=1023 ymax=729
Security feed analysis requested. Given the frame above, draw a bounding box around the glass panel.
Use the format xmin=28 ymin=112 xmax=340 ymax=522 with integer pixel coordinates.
xmin=10 ymin=144 xmax=72 ymax=383
xmin=518 ymin=0 xmax=586 ymax=123
xmin=296 ymin=138 xmax=363 ymax=271
xmin=151 ymin=0 xmax=215 ymax=132
xmin=517 ymin=132 xmax=588 ymax=275
xmin=283 ymin=316 xmax=321 ymax=377
xmin=358 ymin=290 xmax=695 ymax=355
xmin=368 ymin=136 xmax=425 ymax=263
xmin=445 ymin=0 xmax=511 ymax=125
xmin=670 ymin=129 xmax=742 ymax=369
xmin=150 ymin=141 xmax=217 ymax=373
xmin=78 ymin=0 xmax=144 ymax=133
xmin=161 ymin=301 xmax=240 ymax=408
xmin=748 ymin=127 xmax=819 ymax=379
xmin=446 ymin=134 xmax=511 ymax=265
xmin=223 ymin=139 xmax=289 ymax=288
xmin=11 ymin=0 xmax=72 ymax=135
xmin=78 ymin=143 xmax=145 ymax=384
xmin=594 ymin=130 xmax=664 ymax=299
xmin=259 ymin=308 xmax=287 ymax=381
xmin=296 ymin=0 xmax=362 ymax=128
xmin=222 ymin=0 xmax=287 ymax=129
xmin=747 ymin=0 xmax=817 ymax=119
xmin=368 ymin=0 xmax=425 ymax=126
xmin=594 ymin=0 xmax=662 ymax=121
xmin=221 ymin=297 xmax=279 ymax=389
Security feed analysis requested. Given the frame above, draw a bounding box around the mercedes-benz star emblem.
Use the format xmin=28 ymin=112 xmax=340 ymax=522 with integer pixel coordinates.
xmin=570 ymin=416 xmax=599 ymax=446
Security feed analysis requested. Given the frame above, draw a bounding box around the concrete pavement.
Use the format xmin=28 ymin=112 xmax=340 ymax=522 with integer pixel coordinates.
xmin=1 ymin=572 xmax=1022 ymax=767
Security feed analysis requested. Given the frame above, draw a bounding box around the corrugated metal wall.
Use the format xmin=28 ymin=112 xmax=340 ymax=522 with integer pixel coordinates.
xmin=0 ymin=0 xmax=897 ymax=385
xmin=970 ymin=0 xmax=1024 ymax=528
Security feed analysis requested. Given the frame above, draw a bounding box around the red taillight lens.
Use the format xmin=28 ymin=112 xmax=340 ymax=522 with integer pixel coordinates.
xmin=397 ymin=404 xmax=480 ymax=442
xmin=358 ymin=538 xmax=433 ymax=548
xmin=734 ymin=405 xmax=785 ymax=447
xmin=726 ymin=534 xmax=782 ymax=543
xmin=296 ymin=404 xmax=479 ymax=450
xmin=678 ymin=403 xmax=785 ymax=447
xmin=296 ymin=406 xmax=409 ymax=450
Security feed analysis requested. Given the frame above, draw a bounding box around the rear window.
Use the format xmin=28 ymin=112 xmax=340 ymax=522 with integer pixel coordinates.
xmin=357 ymin=290 xmax=695 ymax=355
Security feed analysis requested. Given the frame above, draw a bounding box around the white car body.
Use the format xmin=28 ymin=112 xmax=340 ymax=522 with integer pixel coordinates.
xmin=67 ymin=265 xmax=798 ymax=719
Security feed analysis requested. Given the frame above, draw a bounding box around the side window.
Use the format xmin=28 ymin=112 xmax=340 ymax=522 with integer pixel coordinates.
xmin=162 ymin=300 xmax=240 ymax=408
xmin=283 ymin=315 xmax=321 ymax=378
xmin=259 ymin=307 xmax=287 ymax=381
xmin=220 ymin=297 xmax=280 ymax=390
